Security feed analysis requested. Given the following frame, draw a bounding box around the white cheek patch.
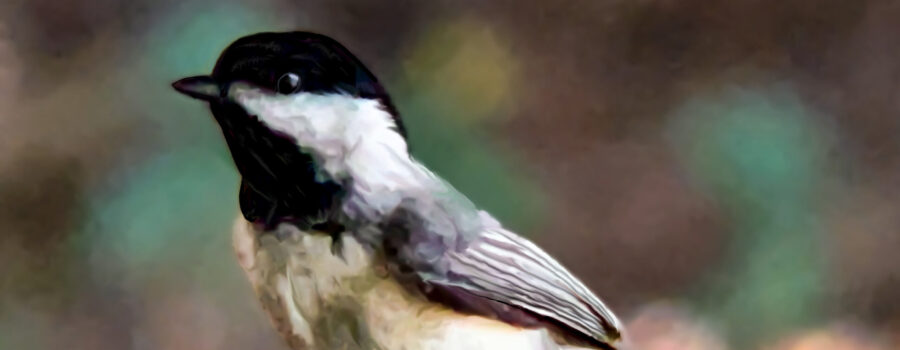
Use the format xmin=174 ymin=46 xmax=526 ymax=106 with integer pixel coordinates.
xmin=231 ymin=86 xmax=345 ymax=143
xmin=227 ymin=84 xmax=408 ymax=180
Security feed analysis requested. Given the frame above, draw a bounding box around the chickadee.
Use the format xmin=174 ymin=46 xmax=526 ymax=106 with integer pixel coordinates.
xmin=173 ymin=31 xmax=624 ymax=350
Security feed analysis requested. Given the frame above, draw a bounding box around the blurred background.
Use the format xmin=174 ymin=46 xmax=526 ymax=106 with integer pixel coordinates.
xmin=1 ymin=0 xmax=899 ymax=349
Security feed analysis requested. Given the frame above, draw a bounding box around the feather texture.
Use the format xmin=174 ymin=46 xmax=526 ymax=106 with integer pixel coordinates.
xmin=233 ymin=217 xmax=606 ymax=350
xmin=438 ymin=220 xmax=622 ymax=346
xmin=231 ymin=88 xmax=625 ymax=349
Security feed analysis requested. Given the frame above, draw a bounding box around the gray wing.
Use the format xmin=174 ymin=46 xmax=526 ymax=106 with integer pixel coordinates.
xmin=382 ymin=209 xmax=624 ymax=348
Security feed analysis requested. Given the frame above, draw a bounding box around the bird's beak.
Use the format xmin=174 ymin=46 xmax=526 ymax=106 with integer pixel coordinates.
xmin=172 ymin=75 xmax=222 ymax=101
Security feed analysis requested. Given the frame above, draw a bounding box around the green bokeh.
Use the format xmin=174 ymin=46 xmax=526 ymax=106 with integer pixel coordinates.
xmin=669 ymin=85 xmax=829 ymax=348
xmin=84 ymin=147 xmax=238 ymax=273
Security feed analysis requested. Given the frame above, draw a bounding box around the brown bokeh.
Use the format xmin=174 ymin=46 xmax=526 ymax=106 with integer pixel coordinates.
xmin=2 ymin=1 xmax=899 ymax=349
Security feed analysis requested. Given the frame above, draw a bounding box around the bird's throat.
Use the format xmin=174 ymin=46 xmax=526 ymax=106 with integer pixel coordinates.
xmin=212 ymin=102 xmax=345 ymax=230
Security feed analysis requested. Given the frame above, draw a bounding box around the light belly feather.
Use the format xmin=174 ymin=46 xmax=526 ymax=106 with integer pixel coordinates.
xmin=231 ymin=216 xmax=580 ymax=350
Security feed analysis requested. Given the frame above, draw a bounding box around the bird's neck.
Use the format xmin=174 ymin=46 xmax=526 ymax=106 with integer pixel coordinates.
xmin=324 ymin=125 xmax=438 ymax=221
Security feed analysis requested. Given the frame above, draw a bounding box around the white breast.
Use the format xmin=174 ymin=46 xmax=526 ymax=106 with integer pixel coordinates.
xmin=231 ymin=216 xmax=590 ymax=350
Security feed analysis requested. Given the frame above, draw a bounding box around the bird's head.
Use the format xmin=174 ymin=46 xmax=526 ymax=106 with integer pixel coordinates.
xmin=172 ymin=31 xmax=405 ymax=227
xmin=173 ymin=31 xmax=406 ymax=153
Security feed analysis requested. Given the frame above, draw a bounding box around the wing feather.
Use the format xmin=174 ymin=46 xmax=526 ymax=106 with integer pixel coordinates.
xmin=378 ymin=200 xmax=623 ymax=347
xmin=425 ymin=224 xmax=624 ymax=347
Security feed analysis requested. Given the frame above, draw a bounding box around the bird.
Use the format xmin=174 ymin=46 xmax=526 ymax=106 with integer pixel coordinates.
xmin=172 ymin=31 xmax=625 ymax=350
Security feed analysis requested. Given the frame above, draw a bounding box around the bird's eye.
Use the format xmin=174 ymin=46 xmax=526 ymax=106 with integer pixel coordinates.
xmin=276 ymin=72 xmax=301 ymax=94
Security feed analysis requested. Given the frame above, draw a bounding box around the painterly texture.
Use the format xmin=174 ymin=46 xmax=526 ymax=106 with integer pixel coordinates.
xmin=229 ymin=77 xmax=623 ymax=347
xmin=3 ymin=1 xmax=900 ymax=349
